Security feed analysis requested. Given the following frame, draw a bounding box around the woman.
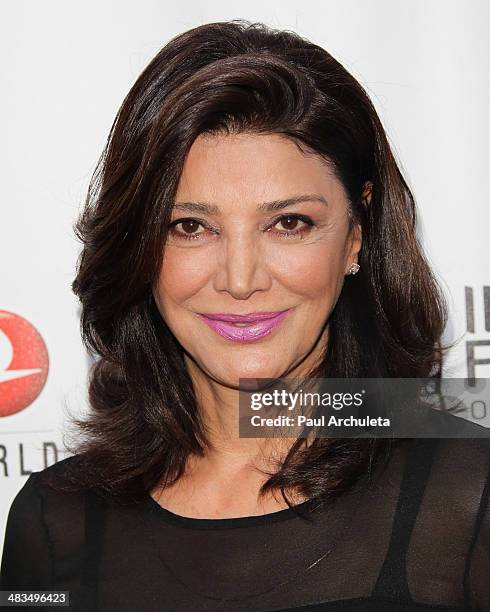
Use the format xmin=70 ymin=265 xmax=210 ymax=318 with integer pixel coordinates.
xmin=1 ymin=19 xmax=489 ymax=612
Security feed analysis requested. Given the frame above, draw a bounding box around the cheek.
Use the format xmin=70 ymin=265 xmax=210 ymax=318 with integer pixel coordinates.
xmin=157 ymin=248 xmax=212 ymax=303
xmin=267 ymin=240 xmax=347 ymax=298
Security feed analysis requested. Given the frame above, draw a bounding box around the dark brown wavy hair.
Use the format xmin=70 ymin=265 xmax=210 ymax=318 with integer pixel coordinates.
xmin=53 ymin=19 xmax=449 ymax=511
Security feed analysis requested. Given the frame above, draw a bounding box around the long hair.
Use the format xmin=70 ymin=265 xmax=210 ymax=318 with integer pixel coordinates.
xmin=52 ymin=20 xmax=449 ymax=509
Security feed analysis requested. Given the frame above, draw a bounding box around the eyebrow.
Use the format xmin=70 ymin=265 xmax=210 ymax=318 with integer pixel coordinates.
xmin=172 ymin=194 xmax=329 ymax=214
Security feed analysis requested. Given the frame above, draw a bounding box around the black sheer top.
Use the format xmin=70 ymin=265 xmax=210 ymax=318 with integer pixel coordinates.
xmin=1 ymin=437 xmax=489 ymax=611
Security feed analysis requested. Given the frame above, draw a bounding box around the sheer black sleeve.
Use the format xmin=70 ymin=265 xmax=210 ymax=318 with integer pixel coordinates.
xmin=0 ymin=472 xmax=53 ymax=590
xmin=466 ymin=462 xmax=490 ymax=611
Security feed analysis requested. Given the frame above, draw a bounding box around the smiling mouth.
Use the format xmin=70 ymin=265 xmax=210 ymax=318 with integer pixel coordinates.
xmin=195 ymin=308 xmax=295 ymax=342
xmin=196 ymin=310 xmax=291 ymax=323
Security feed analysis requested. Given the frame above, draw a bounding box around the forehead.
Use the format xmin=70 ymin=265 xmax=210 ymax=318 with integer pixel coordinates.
xmin=175 ymin=132 xmax=347 ymax=210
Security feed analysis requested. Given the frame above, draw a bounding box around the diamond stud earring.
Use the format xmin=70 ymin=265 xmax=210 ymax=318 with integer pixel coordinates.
xmin=348 ymin=263 xmax=360 ymax=275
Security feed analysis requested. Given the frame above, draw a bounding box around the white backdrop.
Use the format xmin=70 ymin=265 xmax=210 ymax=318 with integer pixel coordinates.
xmin=1 ymin=0 xmax=490 ymax=552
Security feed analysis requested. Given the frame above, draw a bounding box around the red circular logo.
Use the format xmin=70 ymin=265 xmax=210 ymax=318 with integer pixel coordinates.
xmin=0 ymin=310 xmax=49 ymax=417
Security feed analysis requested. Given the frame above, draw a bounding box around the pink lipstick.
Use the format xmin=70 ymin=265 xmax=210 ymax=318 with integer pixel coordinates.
xmin=196 ymin=309 xmax=294 ymax=343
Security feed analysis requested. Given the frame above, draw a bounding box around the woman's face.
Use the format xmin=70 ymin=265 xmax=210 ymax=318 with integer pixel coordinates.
xmin=153 ymin=133 xmax=361 ymax=387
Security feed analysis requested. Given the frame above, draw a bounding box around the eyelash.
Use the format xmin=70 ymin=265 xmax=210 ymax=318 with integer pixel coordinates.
xmin=166 ymin=214 xmax=316 ymax=242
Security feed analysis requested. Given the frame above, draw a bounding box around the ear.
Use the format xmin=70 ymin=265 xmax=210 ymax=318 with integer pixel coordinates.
xmin=361 ymin=181 xmax=373 ymax=205
xmin=344 ymin=183 xmax=371 ymax=275
xmin=344 ymin=221 xmax=362 ymax=277
xmin=349 ymin=222 xmax=362 ymax=259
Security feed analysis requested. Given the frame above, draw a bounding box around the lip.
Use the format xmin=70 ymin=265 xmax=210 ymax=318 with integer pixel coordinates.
xmin=196 ymin=308 xmax=294 ymax=343
xmin=196 ymin=310 xmax=290 ymax=323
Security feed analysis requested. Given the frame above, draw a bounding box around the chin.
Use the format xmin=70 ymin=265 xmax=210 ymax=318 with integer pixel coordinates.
xmin=216 ymin=363 xmax=289 ymax=386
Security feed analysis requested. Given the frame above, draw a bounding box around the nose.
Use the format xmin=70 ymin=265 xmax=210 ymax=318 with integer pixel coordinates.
xmin=213 ymin=232 xmax=272 ymax=300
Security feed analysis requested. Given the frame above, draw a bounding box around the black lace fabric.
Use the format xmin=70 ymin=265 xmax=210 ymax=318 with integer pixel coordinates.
xmin=1 ymin=437 xmax=489 ymax=611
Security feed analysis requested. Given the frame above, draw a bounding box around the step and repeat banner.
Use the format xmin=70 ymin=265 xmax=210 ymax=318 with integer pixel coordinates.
xmin=1 ymin=0 xmax=489 ymax=550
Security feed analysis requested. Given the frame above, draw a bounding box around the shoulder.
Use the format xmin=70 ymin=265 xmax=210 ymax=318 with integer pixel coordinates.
xmin=431 ymin=436 xmax=490 ymax=474
xmin=6 ymin=455 xmax=88 ymax=529
xmin=1 ymin=455 xmax=88 ymax=590
xmin=395 ymin=437 xmax=490 ymax=556
xmin=34 ymin=453 xmax=82 ymax=486
xmin=6 ymin=454 xmax=89 ymax=548
xmin=387 ymin=439 xmax=490 ymax=608
xmin=406 ymin=437 xmax=490 ymax=525
xmin=6 ymin=454 xmax=78 ymax=505
xmin=407 ymin=436 xmax=490 ymax=485
xmin=432 ymin=438 xmax=490 ymax=609
xmin=391 ymin=437 xmax=490 ymax=521
xmin=24 ymin=454 xmax=85 ymax=495
xmin=433 ymin=437 xmax=490 ymax=494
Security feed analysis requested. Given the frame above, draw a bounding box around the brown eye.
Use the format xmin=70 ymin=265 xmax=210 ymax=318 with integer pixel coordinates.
xmin=268 ymin=213 xmax=315 ymax=239
xmin=278 ymin=215 xmax=300 ymax=231
xmin=167 ymin=217 xmax=209 ymax=242
xmin=180 ymin=219 xmax=201 ymax=234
